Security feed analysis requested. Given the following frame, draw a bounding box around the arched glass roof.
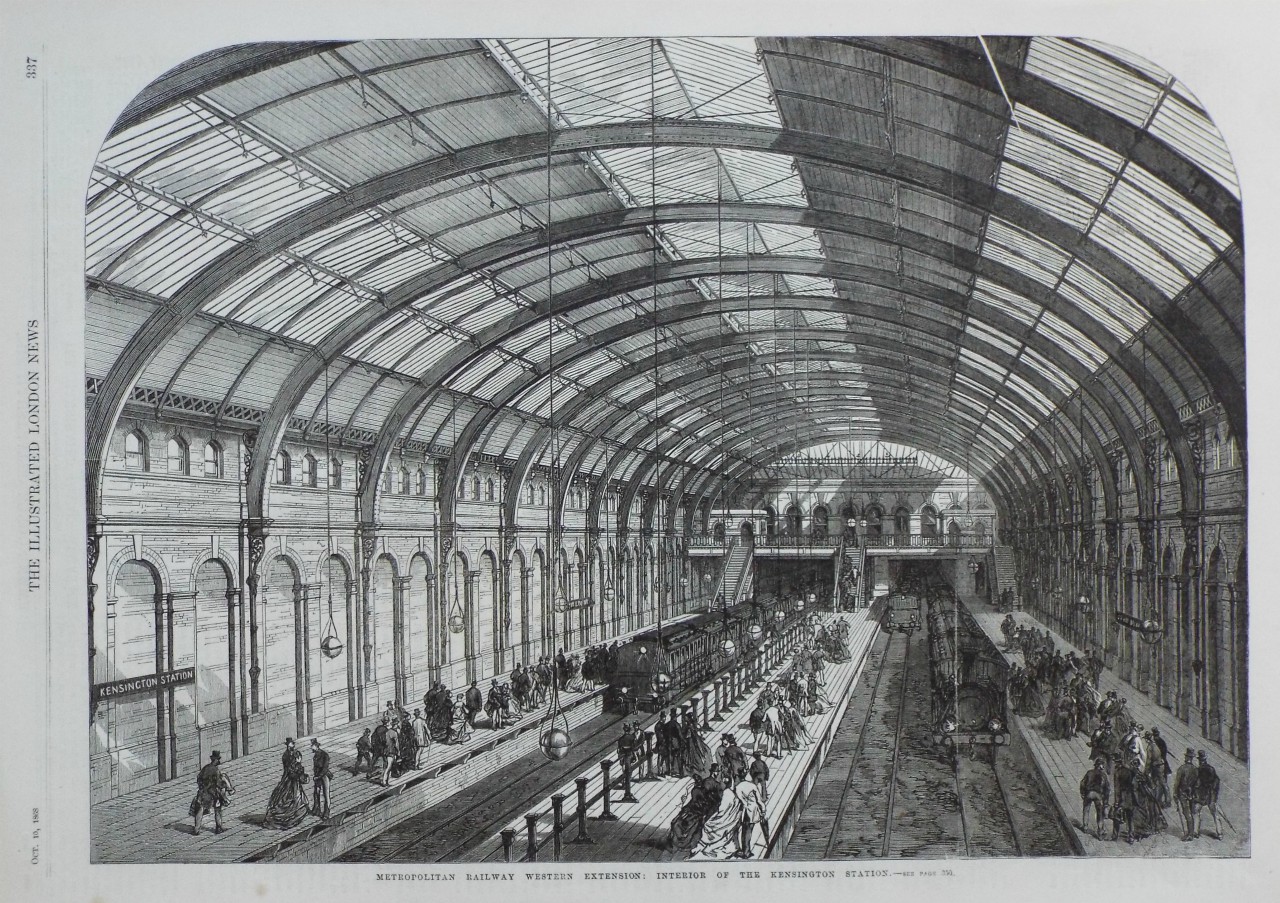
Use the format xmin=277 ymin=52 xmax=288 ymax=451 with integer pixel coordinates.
xmin=86 ymin=36 xmax=1244 ymax=521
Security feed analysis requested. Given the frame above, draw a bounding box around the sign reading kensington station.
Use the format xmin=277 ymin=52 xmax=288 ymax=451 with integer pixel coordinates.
xmin=92 ymin=668 xmax=195 ymax=702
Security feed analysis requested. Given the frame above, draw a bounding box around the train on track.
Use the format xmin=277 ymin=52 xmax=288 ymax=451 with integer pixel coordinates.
xmin=921 ymin=578 xmax=1009 ymax=749
xmin=884 ymin=589 xmax=923 ymax=632
xmin=603 ymin=601 xmax=780 ymax=714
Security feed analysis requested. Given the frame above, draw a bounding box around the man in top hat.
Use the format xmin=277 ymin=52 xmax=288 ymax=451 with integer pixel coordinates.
xmin=749 ymin=749 xmax=771 ymax=804
xmin=311 ymin=738 xmax=333 ymax=820
xmin=1097 ymin=689 xmax=1123 ymax=722
xmin=718 ymin=733 xmax=747 ymax=785
xmin=380 ymin=718 xmax=401 ymax=787
xmin=1079 ymin=757 xmax=1111 ymax=839
xmin=189 ymin=750 xmax=235 ymax=835
xmin=1196 ymin=750 xmax=1222 ymax=839
xmin=617 ymin=720 xmax=640 ymax=775
xmin=1172 ymin=748 xmax=1201 ymax=840
xmin=654 ymin=711 xmax=672 ymax=776
xmin=1146 ymin=728 xmax=1171 ymax=808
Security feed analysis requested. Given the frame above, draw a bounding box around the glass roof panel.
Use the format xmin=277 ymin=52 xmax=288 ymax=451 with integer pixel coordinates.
xmin=995 ymin=162 xmax=1095 ymax=232
xmin=1021 ymin=347 xmax=1076 ymax=395
xmin=1004 ymin=370 xmax=1057 ymax=416
xmin=965 ymin=318 xmax=1022 ymax=357
xmin=1037 ymin=311 xmax=1109 ymax=369
xmin=1106 ymin=176 xmax=1220 ymax=275
xmin=971 ymin=277 xmax=1041 ymax=325
xmin=1123 ymin=163 xmax=1233 ymax=253
xmin=1024 ymin=38 xmax=1162 ymax=128
xmin=1147 ymin=91 xmax=1239 ymax=199
xmin=1005 ymin=104 xmax=1124 ymax=175
xmin=1060 ymin=261 xmax=1148 ymax=340
xmin=982 ymin=218 xmax=1071 ymax=288
xmin=1087 ymin=212 xmax=1188 ymax=297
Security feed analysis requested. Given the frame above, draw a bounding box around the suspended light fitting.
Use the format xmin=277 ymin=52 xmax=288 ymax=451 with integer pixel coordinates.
xmin=447 ymin=555 xmax=465 ymax=634
xmin=319 ymin=363 xmax=344 ymax=660
xmin=538 ymin=40 xmax=572 ymax=760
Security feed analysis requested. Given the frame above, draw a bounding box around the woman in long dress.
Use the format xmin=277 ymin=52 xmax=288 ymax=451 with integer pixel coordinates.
xmin=689 ymin=768 xmax=746 ymax=860
xmin=681 ymin=708 xmax=713 ymax=776
xmin=262 ymin=738 xmax=309 ymax=829
xmin=781 ymin=699 xmax=812 ymax=749
xmin=666 ymin=776 xmax=714 ymax=853
xmin=565 ymin=655 xmax=587 ymax=693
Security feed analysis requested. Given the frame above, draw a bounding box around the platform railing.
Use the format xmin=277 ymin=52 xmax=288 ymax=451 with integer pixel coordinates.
xmin=754 ymin=535 xmax=841 ymax=551
xmin=862 ymin=534 xmax=993 ymax=549
xmin=490 ymin=622 xmax=808 ymax=862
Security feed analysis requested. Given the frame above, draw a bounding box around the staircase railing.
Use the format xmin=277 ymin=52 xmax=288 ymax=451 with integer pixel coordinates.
xmin=725 ymin=542 xmax=752 ymax=603
xmin=707 ymin=538 xmax=738 ymax=607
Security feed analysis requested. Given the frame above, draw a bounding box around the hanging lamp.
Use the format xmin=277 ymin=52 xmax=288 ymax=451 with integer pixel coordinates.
xmin=646 ymin=38 xmax=671 ymax=700
xmin=602 ymin=489 xmax=615 ymax=603
xmin=537 ymin=38 xmax=572 ymax=758
xmin=446 ymin=557 xmax=465 ymax=634
xmin=319 ymin=362 xmax=344 ymax=659
xmin=446 ymin=358 xmax=466 ymax=635
xmin=1136 ymin=343 xmax=1163 ymax=644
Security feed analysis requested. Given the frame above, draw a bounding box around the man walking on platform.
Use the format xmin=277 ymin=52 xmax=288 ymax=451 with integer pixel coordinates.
xmin=655 ymin=711 xmax=672 ymax=776
xmin=465 ymin=679 xmax=484 ymax=729
xmin=1196 ymin=750 xmax=1222 ymax=839
xmin=1173 ymin=748 xmax=1200 ymax=840
xmin=718 ymin=734 xmax=747 ymax=784
xmin=556 ymin=648 xmax=569 ymax=690
xmin=749 ymin=698 xmax=767 ymax=753
xmin=664 ymin=708 xmax=685 ymax=778
xmin=189 ymin=751 xmax=234 ymax=835
xmin=749 ymin=749 xmax=770 ymax=804
xmin=734 ymin=773 xmax=768 ymax=858
xmin=310 ymin=738 xmax=332 ymax=820
xmin=412 ymin=709 xmax=432 ymax=768
xmin=380 ymin=719 xmax=400 ymax=786
xmin=1079 ymin=757 xmax=1110 ymax=839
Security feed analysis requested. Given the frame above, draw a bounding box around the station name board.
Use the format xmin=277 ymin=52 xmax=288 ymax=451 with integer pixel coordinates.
xmin=92 ymin=667 xmax=195 ymax=702
xmin=1113 ymin=612 xmax=1153 ymax=632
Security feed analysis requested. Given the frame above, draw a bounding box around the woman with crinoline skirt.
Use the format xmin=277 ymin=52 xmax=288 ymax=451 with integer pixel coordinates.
xmin=262 ymin=738 xmax=309 ymax=829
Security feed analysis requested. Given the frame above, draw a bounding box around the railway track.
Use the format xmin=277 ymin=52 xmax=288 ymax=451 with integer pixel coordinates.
xmin=340 ymin=704 xmax=629 ymax=863
xmin=789 ymin=582 xmax=1046 ymax=859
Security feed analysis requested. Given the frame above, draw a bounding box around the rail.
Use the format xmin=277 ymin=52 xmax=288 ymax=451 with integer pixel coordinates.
xmin=755 ymin=535 xmax=841 ymax=549
xmin=707 ymin=538 xmax=739 ymax=604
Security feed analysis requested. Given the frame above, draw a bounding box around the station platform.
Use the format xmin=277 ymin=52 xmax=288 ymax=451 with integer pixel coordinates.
xmin=964 ymin=593 xmax=1249 ymax=857
xmin=90 ymin=682 xmax=603 ymax=863
xmin=89 ymin=617 xmax=719 ymax=864
xmin=457 ymin=607 xmax=885 ymax=863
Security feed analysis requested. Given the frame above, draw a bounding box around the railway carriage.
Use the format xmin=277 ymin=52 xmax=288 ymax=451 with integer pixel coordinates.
xmin=603 ymin=601 xmax=775 ymax=713
xmin=923 ymin=582 xmax=1009 ymax=748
